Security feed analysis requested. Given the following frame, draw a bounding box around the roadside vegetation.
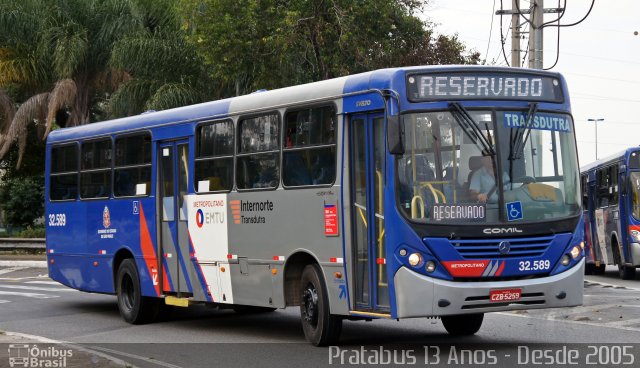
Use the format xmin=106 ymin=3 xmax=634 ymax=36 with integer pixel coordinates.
xmin=0 ymin=0 xmax=479 ymax=229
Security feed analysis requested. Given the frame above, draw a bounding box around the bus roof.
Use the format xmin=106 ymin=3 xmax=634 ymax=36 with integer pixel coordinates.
xmin=580 ymin=146 xmax=640 ymax=173
xmin=47 ymin=65 xmax=565 ymax=144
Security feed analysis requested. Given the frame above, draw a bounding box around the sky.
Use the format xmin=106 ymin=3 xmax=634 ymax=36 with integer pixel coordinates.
xmin=424 ymin=0 xmax=640 ymax=167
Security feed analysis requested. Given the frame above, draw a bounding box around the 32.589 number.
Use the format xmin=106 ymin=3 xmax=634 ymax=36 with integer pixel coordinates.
xmin=48 ymin=213 xmax=66 ymax=227
xmin=519 ymin=259 xmax=550 ymax=271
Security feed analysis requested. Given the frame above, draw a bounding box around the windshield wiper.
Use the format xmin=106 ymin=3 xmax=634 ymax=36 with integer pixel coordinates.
xmin=449 ymin=102 xmax=496 ymax=156
xmin=510 ymin=102 xmax=538 ymax=160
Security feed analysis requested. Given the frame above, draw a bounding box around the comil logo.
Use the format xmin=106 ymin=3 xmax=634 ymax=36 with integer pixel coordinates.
xmin=8 ymin=344 xmax=73 ymax=368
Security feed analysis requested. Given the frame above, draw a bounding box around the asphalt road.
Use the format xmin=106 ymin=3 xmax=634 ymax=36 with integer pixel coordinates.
xmin=0 ymin=265 xmax=640 ymax=368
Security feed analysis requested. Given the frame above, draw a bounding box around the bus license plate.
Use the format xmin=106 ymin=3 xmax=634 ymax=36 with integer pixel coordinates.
xmin=489 ymin=288 xmax=521 ymax=302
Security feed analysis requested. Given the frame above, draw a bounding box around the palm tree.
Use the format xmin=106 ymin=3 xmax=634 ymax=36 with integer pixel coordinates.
xmin=0 ymin=0 xmax=210 ymax=168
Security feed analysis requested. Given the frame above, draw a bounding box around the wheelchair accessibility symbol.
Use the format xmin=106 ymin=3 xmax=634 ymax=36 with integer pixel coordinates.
xmin=506 ymin=201 xmax=523 ymax=221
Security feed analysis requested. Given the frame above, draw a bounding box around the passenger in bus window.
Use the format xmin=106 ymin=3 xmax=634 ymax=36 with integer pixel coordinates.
xmin=469 ymin=156 xmax=509 ymax=203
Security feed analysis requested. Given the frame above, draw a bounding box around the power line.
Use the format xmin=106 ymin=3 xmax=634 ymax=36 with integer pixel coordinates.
xmin=543 ymin=0 xmax=562 ymax=70
xmin=499 ymin=0 xmax=511 ymax=66
xmin=484 ymin=0 xmax=497 ymax=64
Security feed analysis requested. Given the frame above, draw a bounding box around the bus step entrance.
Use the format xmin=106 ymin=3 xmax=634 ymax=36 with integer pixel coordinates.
xmin=165 ymin=296 xmax=190 ymax=308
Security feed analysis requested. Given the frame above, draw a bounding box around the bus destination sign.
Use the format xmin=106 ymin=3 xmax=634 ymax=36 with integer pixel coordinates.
xmin=407 ymin=72 xmax=563 ymax=102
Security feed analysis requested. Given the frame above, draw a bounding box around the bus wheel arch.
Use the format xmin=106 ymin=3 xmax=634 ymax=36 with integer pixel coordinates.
xmin=283 ymin=251 xmax=320 ymax=307
xmin=112 ymin=248 xmax=135 ymax=292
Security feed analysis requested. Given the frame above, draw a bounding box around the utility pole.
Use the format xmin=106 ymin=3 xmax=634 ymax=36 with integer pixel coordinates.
xmin=528 ymin=0 xmax=544 ymax=69
xmin=511 ymin=0 xmax=521 ymax=67
xmin=497 ymin=1 xmax=563 ymax=69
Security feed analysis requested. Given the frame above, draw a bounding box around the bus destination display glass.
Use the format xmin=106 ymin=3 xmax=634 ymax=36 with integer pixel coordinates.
xmin=407 ymin=72 xmax=564 ymax=102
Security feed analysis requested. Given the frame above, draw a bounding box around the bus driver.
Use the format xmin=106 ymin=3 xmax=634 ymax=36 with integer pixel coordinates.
xmin=470 ymin=156 xmax=510 ymax=203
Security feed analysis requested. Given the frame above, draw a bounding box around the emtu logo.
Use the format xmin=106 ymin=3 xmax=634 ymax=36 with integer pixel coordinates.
xmin=195 ymin=209 xmax=205 ymax=228
xmin=230 ymin=200 xmax=241 ymax=224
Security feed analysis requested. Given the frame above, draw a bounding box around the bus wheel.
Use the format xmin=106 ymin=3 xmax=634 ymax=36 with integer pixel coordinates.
xmin=116 ymin=259 xmax=160 ymax=324
xmin=441 ymin=313 xmax=484 ymax=336
xmin=300 ymin=264 xmax=342 ymax=346
xmin=584 ymin=263 xmax=595 ymax=275
xmin=618 ymin=264 xmax=636 ymax=280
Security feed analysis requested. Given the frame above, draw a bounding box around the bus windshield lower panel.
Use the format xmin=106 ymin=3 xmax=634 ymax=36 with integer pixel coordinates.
xmin=397 ymin=110 xmax=580 ymax=224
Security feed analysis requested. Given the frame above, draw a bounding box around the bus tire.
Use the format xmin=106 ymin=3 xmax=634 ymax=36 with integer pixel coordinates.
xmin=116 ymin=259 xmax=160 ymax=324
xmin=618 ymin=264 xmax=636 ymax=280
xmin=441 ymin=313 xmax=484 ymax=336
xmin=584 ymin=263 xmax=595 ymax=275
xmin=300 ymin=264 xmax=342 ymax=346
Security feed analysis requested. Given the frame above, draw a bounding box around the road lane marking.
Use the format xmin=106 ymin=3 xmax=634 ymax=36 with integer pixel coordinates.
xmin=0 ymin=267 xmax=26 ymax=276
xmin=0 ymin=275 xmax=49 ymax=281
xmin=0 ymin=300 xmax=9 ymax=303
xmin=25 ymin=281 xmax=61 ymax=285
xmin=498 ymin=311 xmax=640 ymax=333
xmin=585 ymin=279 xmax=640 ymax=292
xmin=0 ymin=284 xmax=76 ymax=292
xmin=88 ymin=345 xmax=185 ymax=368
xmin=0 ymin=290 xmax=58 ymax=298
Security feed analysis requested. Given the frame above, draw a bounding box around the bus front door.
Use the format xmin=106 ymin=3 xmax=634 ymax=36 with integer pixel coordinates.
xmin=350 ymin=113 xmax=389 ymax=313
xmin=158 ymin=140 xmax=195 ymax=296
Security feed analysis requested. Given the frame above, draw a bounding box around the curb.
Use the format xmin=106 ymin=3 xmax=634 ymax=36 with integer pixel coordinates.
xmin=2 ymin=331 xmax=135 ymax=367
xmin=0 ymin=260 xmax=48 ymax=268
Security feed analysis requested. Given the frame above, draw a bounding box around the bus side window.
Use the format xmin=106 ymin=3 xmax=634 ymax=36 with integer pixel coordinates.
xmin=283 ymin=106 xmax=336 ymax=188
xmin=580 ymin=173 xmax=589 ymax=208
xmin=596 ymin=167 xmax=610 ymax=207
xmin=114 ymin=133 xmax=152 ymax=197
xmin=195 ymin=120 xmax=234 ymax=192
xmin=50 ymin=144 xmax=79 ymax=201
xmin=236 ymin=113 xmax=280 ymax=190
xmin=80 ymin=138 xmax=112 ymax=199
xmin=609 ymin=165 xmax=619 ymax=205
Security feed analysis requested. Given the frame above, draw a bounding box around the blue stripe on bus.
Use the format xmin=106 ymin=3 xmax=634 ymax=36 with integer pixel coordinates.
xmin=188 ymin=236 xmax=213 ymax=302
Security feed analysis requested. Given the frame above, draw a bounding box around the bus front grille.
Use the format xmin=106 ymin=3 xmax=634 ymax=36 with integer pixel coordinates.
xmin=451 ymin=235 xmax=554 ymax=259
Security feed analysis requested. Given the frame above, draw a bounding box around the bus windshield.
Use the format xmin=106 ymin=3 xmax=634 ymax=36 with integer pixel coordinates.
xmin=397 ymin=109 xmax=580 ymax=224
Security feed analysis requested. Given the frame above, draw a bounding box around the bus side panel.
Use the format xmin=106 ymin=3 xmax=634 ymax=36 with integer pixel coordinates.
xmin=47 ymin=201 xmax=89 ymax=290
xmin=47 ymin=197 xmax=159 ymax=296
xmin=224 ymin=188 xmax=349 ymax=314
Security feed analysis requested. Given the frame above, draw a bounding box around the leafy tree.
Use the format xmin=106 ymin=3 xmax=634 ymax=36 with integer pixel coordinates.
xmin=0 ymin=0 xmax=211 ymax=167
xmin=0 ymin=175 xmax=44 ymax=228
xmin=180 ymin=0 xmax=480 ymax=96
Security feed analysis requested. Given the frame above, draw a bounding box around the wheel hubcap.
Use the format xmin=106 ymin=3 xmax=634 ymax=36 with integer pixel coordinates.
xmin=302 ymin=284 xmax=319 ymax=326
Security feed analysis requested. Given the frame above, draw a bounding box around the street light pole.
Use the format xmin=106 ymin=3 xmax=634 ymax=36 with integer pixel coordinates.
xmin=587 ymin=118 xmax=604 ymax=160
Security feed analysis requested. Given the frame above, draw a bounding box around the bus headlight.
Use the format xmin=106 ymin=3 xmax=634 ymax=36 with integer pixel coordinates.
xmin=630 ymin=229 xmax=640 ymax=243
xmin=561 ymin=254 xmax=571 ymax=266
xmin=570 ymin=245 xmax=582 ymax=259
xmin=425 ymin=260 xmax=436 ymax=273
xmin=408 ymin=253 xmax=422 ymax=267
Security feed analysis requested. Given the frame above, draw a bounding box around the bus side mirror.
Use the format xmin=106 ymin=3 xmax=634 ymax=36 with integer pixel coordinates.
xmin=387 ymin=115 xmax=404 ymax=155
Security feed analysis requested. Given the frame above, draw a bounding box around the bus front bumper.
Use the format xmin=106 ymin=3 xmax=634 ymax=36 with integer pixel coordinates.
xmin=394 ymin=259 xmax=584 ymax=318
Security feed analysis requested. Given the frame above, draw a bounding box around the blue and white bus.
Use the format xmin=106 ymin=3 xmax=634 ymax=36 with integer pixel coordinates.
xmin=45 ymin=66 xmax=584 ymax=345
xmin=581 ymin=148 xmax=640 ymax=279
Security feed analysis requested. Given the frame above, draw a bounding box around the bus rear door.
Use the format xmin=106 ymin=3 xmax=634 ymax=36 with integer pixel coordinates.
xmin=158 ymin=140 xmax=196 ymax=296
